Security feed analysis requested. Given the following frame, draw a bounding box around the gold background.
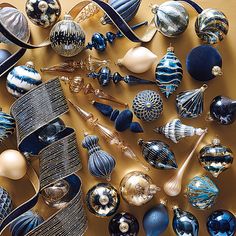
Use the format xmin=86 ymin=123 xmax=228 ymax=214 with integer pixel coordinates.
xmin=0 ymin=0 xmax=236 ymax=235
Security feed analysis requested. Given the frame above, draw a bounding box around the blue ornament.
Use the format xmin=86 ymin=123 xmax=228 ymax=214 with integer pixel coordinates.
xmin=172 ymin=206 xmax=199 ymax=236
xmin=186 ymin=45 xmax=222 ymax=81
xmin=10 ymin=210 xmax=44 ymax=236
xmin=130 ymin=122 xmax=143 ymax=133
xmin=110 ymin=109 xmax=120 ymax=121
xmin=82 ymin=134 xmax=116 ymax=180
xmin=93 ymin=101 xmax=113 ymax=117
xmin=143 ymin=202 xmax=169 ymax=236
xmin=186 ymin=176 xmax=219 ymax=210
xmin=132 ymin=90 xmax=163 ymax=122
xmin=0 ymin=187 xmax=13 ymax=225
xmin=0 ymin=111 xmax=15 ymax=143
xmin=115 ymin=109 xmax=133 ymax=132
xmin=207 ymin=210 xmax=236 ymax=236
xmin=156 ymin=46 xmax=183 ymax=98
xmin=6 ymin=61 xmax=42 ymax=98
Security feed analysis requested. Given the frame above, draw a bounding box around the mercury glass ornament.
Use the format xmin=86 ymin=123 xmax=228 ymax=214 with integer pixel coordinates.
xmin=195 ymin=9 xmax=229 ymax=44
xmin=50 ymin=14 xmax=86 ymax=57
xmin=109 ymin=212 xmax=139 ymax=236
xmin=25 ymin=0 xmax=61 ymax=28
xmin=86 ymin=183 xmax=120 ymax=217
xmin=0 ymin=187 xmax=13 ymax=225
xmin=151 ymin=1 xmax=189 ymax=37
xmin=186 ymin=176 xmax=219 ymax=210
xmin=0 ymin=110 xmax=15 ymax=143
xmin=120 ymin=171 xmax=159 ymax=206
xmin=132 ymin=90 xmax=163 ymax=122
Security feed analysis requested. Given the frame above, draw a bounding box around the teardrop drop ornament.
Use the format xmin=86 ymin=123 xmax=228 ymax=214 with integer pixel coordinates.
xmin=156 ymin=46 xmax=183 ymax=98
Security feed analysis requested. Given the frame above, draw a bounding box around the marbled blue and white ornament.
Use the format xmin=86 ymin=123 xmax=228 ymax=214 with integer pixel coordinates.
xmin=0 ymin=187 xmax=13 ymax=225
xmin=156 ymin=46 xmax=183 ymax=98
xmin=6 ymin=61 xmax=42 ymax=98
xmin=0 ymin=110 xmax=15 ymax=143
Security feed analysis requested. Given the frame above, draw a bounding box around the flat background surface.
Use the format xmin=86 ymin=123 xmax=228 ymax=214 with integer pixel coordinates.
xmin=0 ymin=0 xmax=236 ymax=235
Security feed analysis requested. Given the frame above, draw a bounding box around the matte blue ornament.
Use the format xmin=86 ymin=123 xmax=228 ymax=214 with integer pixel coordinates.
xmin=10 ymin=210 xmax=44 ymax=236
xmin=186 ymin=45 xmax=222 ymax=81
xmin=0 ymin=110 xmax=15 ymax=143
xmin=130 ymin=122 xmax=143 ymax=133
xmin=82 ymin=134 xmax=116 ymax=180
xmin=0 ymin=187 xmax=13 ymax=225
xmin=0 ymin=49 xmax=11 ymax=65
xmin=172 ymin=206 xmax=199 ymax=236
xmin=186 ymin=176 xmax=219 ymax=210
xmin=110 ymin=109 xmax=120 ymax=121
xmin=156 ymin=46 xmax=183 ymax=98
xmin=207 ymin=210 xmax=236 ymax=236
xmin=143 ymin=202 xmax=169 ymax=236
xmin=115 ymin=109 xmax=133 ymax=132
xmin=93 ymin=101 xmax=113 ymax=117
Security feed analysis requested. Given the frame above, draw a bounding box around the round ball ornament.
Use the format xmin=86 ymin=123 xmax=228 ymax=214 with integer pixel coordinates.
xmin=109 ymin=212 xmax=139 ymax=236
xmin=50 ymin=14 xmax=86 ymax=57
xmin=151 ymin=1 xmax=189 ymax=37
xmin=0 ymin=187 xmax=13 ymax=225
xmin=207 ymin=210 xmax=236 ymax=236
xmin=132 ymin=90 xmax=163 ymax=122
xmin=25 ymin=0 xmax=61 ymax=28
xmin=186 ymin=45 xmax=222 ymax=81
xmin=6 ymin=61 xmax=42 ymax=98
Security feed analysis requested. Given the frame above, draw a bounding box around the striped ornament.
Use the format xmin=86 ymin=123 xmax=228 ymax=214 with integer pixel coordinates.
xmin=0 ymin=111 xmax=15 ymax=143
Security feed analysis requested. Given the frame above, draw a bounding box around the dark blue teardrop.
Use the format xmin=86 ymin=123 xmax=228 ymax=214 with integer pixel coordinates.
xmin=93 ymin=101 xmax=113 ymax=117
xmin=112 ymin=72 xmax=124 ymax=84
xmin=110 ymin=109 xmax=120 ymax=121
xmin=90 ymin=33 xmax=107 ymax=52
xmin=130 ymin=122 xmax=143 ymax=133
xmin=115 ymin=109 xmax=133 ymax=132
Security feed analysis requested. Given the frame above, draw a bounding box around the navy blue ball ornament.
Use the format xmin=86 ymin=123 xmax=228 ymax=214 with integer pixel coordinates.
xmin=0 ymin=110 xmax=15 ymax=143
xmin=143 ymin=201 xmax=169 ymax=236
xmin=109 ymin=212 xmax=139 ymax=236
xmin=10 ymin=210 xmax=44 ymax=236
xmin=0 ymin=187 xmax=13 ymax=225
xmin=207 ymin=210 xmax=236 ymax=236
xmin=186 ymin=45 xmax=222 ymax=81
xmin=172 ymin=206 xmax=199 ymax=236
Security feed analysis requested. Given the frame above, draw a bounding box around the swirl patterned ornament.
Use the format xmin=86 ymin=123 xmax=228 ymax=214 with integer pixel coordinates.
xmin=0 ymin=110 xmax=15 ymax=143
xmin=195 ymin=8 xmax=229 ymax=44
xmin=0 ymin=187 xmax=13 ymax=225
xmin=156 ymin=46 xmax=183 ymax=99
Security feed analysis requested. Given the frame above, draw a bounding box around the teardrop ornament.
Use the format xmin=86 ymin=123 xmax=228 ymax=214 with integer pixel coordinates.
xmin=154 ymin=119 xmax=205 ymax=143
xmin=156 ymin=46 xmax=183 ymax=98
xmin=176 ymin=84 xmax=208 ymax=118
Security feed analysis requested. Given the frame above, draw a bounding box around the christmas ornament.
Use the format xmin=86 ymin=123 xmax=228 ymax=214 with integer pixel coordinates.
xmin=109 ymin=212 xmax=139 ymax=236
xmin=41 ymin=179 xmax=72 ymax=209
xmin=0 ymin=187 xmax=13 ymax=225
xmin=100 ymin=0 xmax=141 ymax=25
xmin=10 ymin=210 xmax=44 ymax=236
xmin=86 ymin=183 xmax=120 ymax=217
xmin=207 ymin=210 xmax=236 ymax=236
xmin=120 ymin=171 xmax=159 ymax=206
xmin=0 ymin=109 xmax=15 ymax=143
xmin=6 ymin=61 xmax=42 ymax=98
xmin=77 ymin=3 xmax=100 ymax=23
xmin=0 ymin=7 xmax=30 ymax=44
xmin=209 ymin=96 xmax=236 ymax=125
xmin=154 ymin=119 xmax=205 ymax=143
xmin=186 ymin=176 xmax=219 ymax=210
xmin=82 ymin=134 xmax=116 ymax=181
xmin=143 ymin=201 xmax=169 ymax=236
xmin=172 ymin=206 xmax=199 ymax=236
xmin=50 ymin=14 xmax=85 ymax=57
xmin=156 ymin=46 xmax=183 ymax=99
xmin=176 ymin=84 xmax=208 ymax=119
xmin=25 ymin=0 xmax=61 ymax=28
xmin=199 ymin=138 xmax=233 ymax=177
xmin=138 ymin=139 xmax=177 ymax=170
xmin=132 ymin=90 xmax=163 ymax=122
xmin=151 ymin=1 xmax=189 ymax=37
xmin=0 ymin=49 xmax=11 ymax=65
xmin=186 ymin=45 xmax=222 ymax=81
xmin=117 ymin=46 xmax=157 ymax=74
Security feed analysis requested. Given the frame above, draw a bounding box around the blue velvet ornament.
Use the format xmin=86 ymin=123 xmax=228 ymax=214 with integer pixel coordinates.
xmin=110 ymin=109 xmax=120 ymax=121
xmin=93 ymin=101 xmax=113 ymax=117
xmin=143 ymin=202 xmax=169 ymax=236
xmin=0 ymin=110 xmax=15 ymax=143
xmin=115 ymin=109 xmax=133 ymax=132
xmin=207 ymin=210 xmax=236 ymax=236
xmin=186 ymin=45 xmax=222 ymax=81
xmin=130 ymin=122 xmax=143 ymax=133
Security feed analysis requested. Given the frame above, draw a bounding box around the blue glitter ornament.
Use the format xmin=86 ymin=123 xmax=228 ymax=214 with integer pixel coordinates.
xmin=172 ymin=206 xmax=199 ymax=236
xmin=207 ymin=210 xmax=236 ymax=236
xmin=186 ymin=176 xmax=219 ymax=210
xmin=0 ymin=110 xmax=15 ymax=143
xmin=156 ymin=46 xmax=183 ymax=98
xmin=0 ymin=187 xmax=13 ymax=225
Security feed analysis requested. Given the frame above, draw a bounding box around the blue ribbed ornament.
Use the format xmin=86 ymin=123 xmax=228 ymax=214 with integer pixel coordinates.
xmin=0 ymin=111 xmax=15 ymax=143
xmin=0 ymin=187 xmax=13 ymax=225
xmin=186 ymin=176 xmax=219 ymax=210
xmin=82 ymin=134 xmax=116 ymax=180
xmin=156 ymin=46 xmax=183 ymax=99
xmin=10 ymin=210 xmax=44 ymax=236
xmin=143 ymin=202 xmax=169 ymax=236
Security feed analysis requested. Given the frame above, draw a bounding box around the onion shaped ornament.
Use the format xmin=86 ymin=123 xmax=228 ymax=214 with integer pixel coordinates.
xmin=176 ymin=84 xmax=208 ymax=119
xmin=156 ymin=46 xmax=183 ymax=98
xmin=0 ymin=109 xmax=15 ymax=143
xmin=82 ymin=134 xmax=116 ymax=181
xmin=101 ymin=0 xmax=142 ymax=25
xmin=0 ymin=187 xmax=13 ymax=225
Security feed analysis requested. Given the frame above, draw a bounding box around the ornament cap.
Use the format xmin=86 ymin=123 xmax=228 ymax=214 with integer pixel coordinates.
xmin=119 ymin=222 xmax=129 ymax=233
xmin=64 ymin=14 xmax=73 ymax=20
xmin=212 ymin=66 xmax=223 ymax=76
xmin=38 ymin=1 xmax=49 ymax=12
xmin=212 ymin=138 xmax=221 ymax=146
xmin=25 ymin=61 xmax=35 ymax=68
xmin=99 ymin=195 xmax=109 ymax=205
xmin=167 ymin=45 xmax=174 ymax=52
xmin=160 ymin=199 xmax=167 ymax=206
xmin=200 ymin=84 xmax=208 ymax=92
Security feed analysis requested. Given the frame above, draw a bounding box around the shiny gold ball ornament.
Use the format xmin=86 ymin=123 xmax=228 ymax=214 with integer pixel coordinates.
xmin=49 ymin=14 xmax=86 ymax=57
xmin=120 ymin=171 xmax=160 ymax=206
